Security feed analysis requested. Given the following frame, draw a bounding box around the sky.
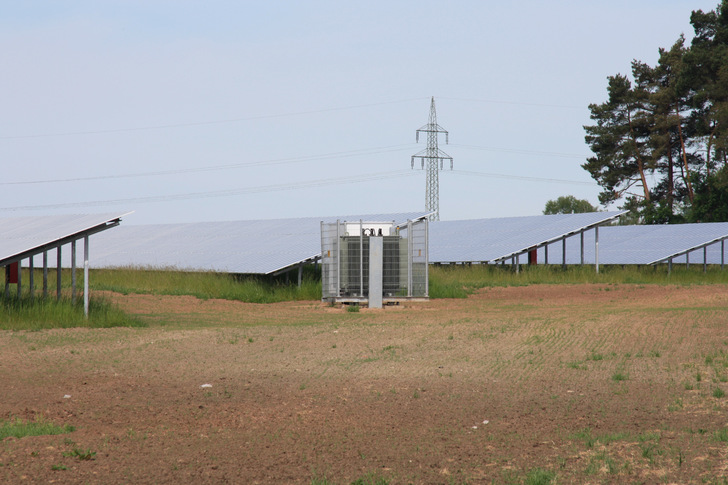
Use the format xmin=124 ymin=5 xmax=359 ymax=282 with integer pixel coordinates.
xmin=0 ymin=0 xmax=722 ymax=225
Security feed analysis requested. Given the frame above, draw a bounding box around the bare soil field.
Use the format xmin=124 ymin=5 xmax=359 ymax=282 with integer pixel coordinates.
xmin=2 ymin=284 xmax=728 ymax=484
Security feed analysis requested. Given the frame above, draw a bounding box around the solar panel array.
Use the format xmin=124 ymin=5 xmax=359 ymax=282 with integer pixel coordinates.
xmin=90 ymin=212 xmax=429 ymax=274
xmin=4 ymin=211 xmax=728 ymax=275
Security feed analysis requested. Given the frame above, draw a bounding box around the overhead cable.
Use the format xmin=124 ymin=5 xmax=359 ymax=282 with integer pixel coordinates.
xmin=0 ymin=145 xmax=416 ymax=186
xmin=0 ymin=170 xmax=419 ymax=211
xmin=447 ymin=169 xmax=596 ymax=186
xmin=0 ymin=97 xmax=428 ymax=140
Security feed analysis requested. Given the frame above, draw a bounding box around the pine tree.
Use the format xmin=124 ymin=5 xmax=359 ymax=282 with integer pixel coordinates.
xmin=583 ymin=1 xmax=728 ymax=223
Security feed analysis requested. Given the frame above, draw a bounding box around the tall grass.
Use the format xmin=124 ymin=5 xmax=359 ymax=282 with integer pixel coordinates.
xmin=89 ymin=266 xmax=321 ymax=303
xmin=12 ymin=263 xmax=728 ymax=307
xmin=87 ymin=264 xmax=728 ymax=302
xmin=428 ymin=264 xmax=728 ymax=298
xmin=0 ymin=294 xmax=145 ymax=330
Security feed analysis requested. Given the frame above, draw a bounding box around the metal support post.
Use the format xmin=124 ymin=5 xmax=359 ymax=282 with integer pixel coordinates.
xmin=56 ymin=246 xmax=62 ymax=301
xmin=84 ymin=236 xmax=89 ymax=318
xmin=595 ymin=226 xmax=600 ymax=274
xmin=335 ymin=221 xmax=341 ymax=297
xmin=43 ymin=251 xmax=48 ymax=298
xmin=359 ymin=220 xmax=364 ymax=297
xmin=424 ymin=218 xmax=430 ymax=297
xmin=29 ymin=256 xmax=34 ymax=297
xmin=407 ymin=220 xmax=413 ymax=297
xmin=368 ymin=236 xmax=383 ymax=309
xmin=72 ymin=240 xmax=77 ymax=301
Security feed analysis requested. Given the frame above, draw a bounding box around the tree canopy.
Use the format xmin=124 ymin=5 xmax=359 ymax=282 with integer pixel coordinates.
xmin=543 ymin=195 xmax=598 ymax=215
xmin=583 ymin=0 xmax=728 ymax=223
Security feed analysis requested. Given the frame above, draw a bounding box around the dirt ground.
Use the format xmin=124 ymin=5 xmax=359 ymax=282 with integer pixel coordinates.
xmin=2 ymin=284 xmax=728 ymax=484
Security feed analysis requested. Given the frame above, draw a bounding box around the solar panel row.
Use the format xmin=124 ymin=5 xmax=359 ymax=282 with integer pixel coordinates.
xmin=2 ymin=212 xmax=728 ymax=275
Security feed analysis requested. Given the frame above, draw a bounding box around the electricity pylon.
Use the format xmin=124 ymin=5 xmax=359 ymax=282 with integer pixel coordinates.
xmin=411 ymin=97 xmax=452 ymax=221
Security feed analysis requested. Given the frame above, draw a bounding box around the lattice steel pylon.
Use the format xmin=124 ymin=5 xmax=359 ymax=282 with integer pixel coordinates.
xmin=411 ymin=97 xmax=452 ymax=221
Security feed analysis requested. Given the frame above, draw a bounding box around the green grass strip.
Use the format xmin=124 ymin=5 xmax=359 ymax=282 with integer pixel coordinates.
xmin=0 ymin=416 xmax=75 ymax=439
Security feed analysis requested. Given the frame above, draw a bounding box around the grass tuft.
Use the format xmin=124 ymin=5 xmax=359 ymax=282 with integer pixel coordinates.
xmin=524 ymin=467 xmax=556 ymax=485
xmin=612 ymin=371 xmax=629 ymax=382
xmin=714 ymin=428 xmax=728 ymax=442
xmin=0 ymin=416 xmax=75 ymax=439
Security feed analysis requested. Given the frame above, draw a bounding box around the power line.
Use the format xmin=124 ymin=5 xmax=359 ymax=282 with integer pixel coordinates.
xmin=438 ymin=96 xmax=585 ymax=110
xmin=448 ymin=169 xmax=596 ymax=186
xmin=0 ymin=170 xmax=419 ymax=211
xmin=0 ymin=168 xmax=596 ymax=212
xmin=2 ymin=142 xmax=591 ymax=188
xmin=0 ymin=145 xmax=416 ymax=186
xmin=449 ymin=143 xmax=588 ymax=160
xmin=0 ymin=97 xmax=428 ymax=140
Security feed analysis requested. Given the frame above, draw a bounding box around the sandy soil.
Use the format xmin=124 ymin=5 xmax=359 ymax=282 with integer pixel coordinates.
xmin=2 ymin=284 xmax=728 ymax=484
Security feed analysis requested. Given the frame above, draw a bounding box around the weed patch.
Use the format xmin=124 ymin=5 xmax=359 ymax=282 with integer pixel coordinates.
xmin=524 ymin=467 xmax=556 ymax=484
xmin=63 ymin=448 xmax=96 ymax=461
xmin=0 ymin=416 xmax=74 ymax=439
xmin=714 ymin=428 xmax=728 ymax=442
xmin=612 ymin=371 xmax=629 ymax=382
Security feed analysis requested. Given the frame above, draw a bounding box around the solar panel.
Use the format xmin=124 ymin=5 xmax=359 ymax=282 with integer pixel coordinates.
xmin=554 ymin=223 xmax=728 ymax=266
xmin=91 ymin=212 xmax=429 ymax=275
xmin=428 ymin=211 xmax=626 ymax=264
xmin=0 ymin=212 xmax=130 ymax=265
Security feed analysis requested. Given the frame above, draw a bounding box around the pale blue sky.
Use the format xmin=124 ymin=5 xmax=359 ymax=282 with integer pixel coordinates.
xmin=0 ymin=1 xmax=720 ymax=224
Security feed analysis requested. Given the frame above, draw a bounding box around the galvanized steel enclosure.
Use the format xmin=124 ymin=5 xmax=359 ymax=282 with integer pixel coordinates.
xmin=320 ymin=219 xmax=429 ymax=304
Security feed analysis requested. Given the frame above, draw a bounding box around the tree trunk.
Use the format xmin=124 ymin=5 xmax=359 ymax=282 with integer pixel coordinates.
xmin=676 ymin=103 xmax=694 ymax=203
xmin=627 ymin=110 xmax=651 ymax=201
xmin=668 ymin=147 xmax=674 ymax=213
xmin=707 ymin=121 xmax=716 ymax=176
